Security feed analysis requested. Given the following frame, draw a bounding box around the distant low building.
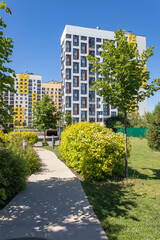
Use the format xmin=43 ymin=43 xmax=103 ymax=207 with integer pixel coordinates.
xmin=42 ymin=81 xmax=62 ymax=111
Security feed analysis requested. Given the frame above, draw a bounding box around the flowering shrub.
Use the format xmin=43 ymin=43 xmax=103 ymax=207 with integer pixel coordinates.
xmin=59 ymin=122 xmax=130 ymax=180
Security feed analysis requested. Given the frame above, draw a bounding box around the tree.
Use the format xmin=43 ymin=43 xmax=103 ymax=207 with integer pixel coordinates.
xmin=65 ymin=112 xmax=73 ymax=126
xmin=88 ymin=29 xmax=160 ymax=178
xmin=32 ymin=95 xmax=61 ymax=141
xmin=0 ymin=2 xmax=15 ymax=129
xmin=146 ymin=103 xmax=160 ymax=151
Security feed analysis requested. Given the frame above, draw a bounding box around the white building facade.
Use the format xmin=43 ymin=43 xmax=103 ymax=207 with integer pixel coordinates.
xmin=61 ymin=25 xmax=147 ymax=124
xmin=3 ymin=73 xmax=42 ymax=128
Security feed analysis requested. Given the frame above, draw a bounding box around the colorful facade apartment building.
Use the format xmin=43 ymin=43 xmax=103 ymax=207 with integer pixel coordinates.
xmin=42 ymin=81 xmax=62 ymax=111
xmin=61 ymin=25 xmax=147 ymax=124
xmin=3 ymin=73 xmax=42 ymax=128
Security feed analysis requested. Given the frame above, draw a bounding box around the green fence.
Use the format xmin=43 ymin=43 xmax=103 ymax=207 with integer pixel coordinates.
xmin=117 ymin=128 xmax=148 ymax=138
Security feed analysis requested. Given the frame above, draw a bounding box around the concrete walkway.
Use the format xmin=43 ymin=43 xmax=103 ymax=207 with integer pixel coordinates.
xmin=0 ymin=148 xmax=108 ymax=240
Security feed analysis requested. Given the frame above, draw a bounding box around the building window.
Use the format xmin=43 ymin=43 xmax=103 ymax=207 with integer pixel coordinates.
xmin=89 ymin=37 xmax=95 ymax=48
xmin=66 ymin=41 xmax=71 ymax=52
xmin=89 ymin=50 xmax=95 ymax=57
xmin=73 ymin=103 xmax=78 ymax=115
xmin=81 ymin=97 xmax=86 ymax=108
xmin=73 ymin=62 xmax=79 ymax=73
xmin=89 ymin=104 xmax=95 ymax=115
xmin=89 ymin=91 xmax=95 ymax=102
xmin=66 ymin=96 xmax=71 ymax=108
xmin=66 ymin=68 xmax=71 ymax=79
xmin=73 ymin=48 xmax=79 ymax=60
xmin=73 ymin=117 xmax=79 ymax=123
xmin=103 ymin=104 xmax=109 ymax=116
xmin=96 ymin=45 xmax=101 ymax=55
xmin=73 ymin=35 xmax=79 ymax=46
xmin=96 ymin=38 xmax=101 ymax=42
xmin=97 ymin=98 xmax=101 ymax=108
xmin=66 ymin=55 xmax=71 ymax=66
xmin=81 ymin=56 xmax=86 ymax=67
xmin=81 ymin=83 xmax=87 ymax=94
xmin=66 ymin=34 xmax=71 ymax=38
xmin=89 ymin=77 xmax=95 ymax=87
xmin=66 ymin=82 xmax=70 ymax=94
xmin=89 ymin=64 xmax=94 ymax=75
xmin=73 ymin=76 xmax=79 ymax=87
xmin=111 ymin=111 xmax=117 ymax=117
xmin=73 ymin=90 xmax=79 ymax=101
xmin=81 ymin=43 xmax=87 ymax=54
xmin=81 ymin=36 xmax=87 ymax=40
xmin=81 ymin=70 xmax=87 ymax=81
xmin=81 ymin=111 xmax=87 ymax=122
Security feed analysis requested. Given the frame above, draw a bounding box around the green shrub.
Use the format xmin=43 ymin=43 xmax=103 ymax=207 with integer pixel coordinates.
xmin=0 ymin=148 xmax=28 ymax=207
xmin=42 ymin=139 xmax=49 ymax=146
xmin=5 ymin=131 xmax=38 ymax=145
xmin=59 ymin=122 xmax=130 ymax=180
xmin=7 ymin=134 xmax=40 ymax=174
xmin=146 ymin=103 xmax=160 ymax=151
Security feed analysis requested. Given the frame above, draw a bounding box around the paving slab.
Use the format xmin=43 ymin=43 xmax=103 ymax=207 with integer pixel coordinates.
xmin=0 ymin=148 xmax=108 ymax=240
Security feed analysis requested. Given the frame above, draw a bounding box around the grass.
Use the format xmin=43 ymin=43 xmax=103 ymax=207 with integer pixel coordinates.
xmin=41 ymin=138 xmax=160 ymax=240
xmin=41 ymin=145 xmax=62 ymax=160
xmin=82 ymin=138 xmax=160 ymax=240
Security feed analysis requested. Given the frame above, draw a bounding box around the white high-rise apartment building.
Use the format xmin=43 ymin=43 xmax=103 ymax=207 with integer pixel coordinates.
xmin=3 ymin=73 xmax=42 ymax=128
xmin=61 ymin=25 xmax=147 ymax=124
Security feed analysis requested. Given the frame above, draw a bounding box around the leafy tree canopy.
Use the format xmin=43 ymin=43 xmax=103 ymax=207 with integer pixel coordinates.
xmin=0 ymin=1 xmax=15 ymax=129
xmin=32 ymin=95 xmax=61 ymax=140
xmin=88 ymin=29 xmax=160 ymax=178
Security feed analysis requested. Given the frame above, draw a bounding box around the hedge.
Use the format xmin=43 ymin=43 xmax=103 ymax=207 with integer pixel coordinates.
xmin=59 ymin=122 xmax=130 ymax=180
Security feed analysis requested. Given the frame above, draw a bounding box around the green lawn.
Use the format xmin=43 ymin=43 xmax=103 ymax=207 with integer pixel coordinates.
xmin=41 ymin=145 xmax=62 ymax=160
xmin=82 ymin=138 xmax=160 ymax=240
xmin=42 ymin=138 xmax=160 ymax=240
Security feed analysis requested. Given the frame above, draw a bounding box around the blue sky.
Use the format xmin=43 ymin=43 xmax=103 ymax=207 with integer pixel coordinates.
xmin=2 ymin=0 xmax=160 ymax=112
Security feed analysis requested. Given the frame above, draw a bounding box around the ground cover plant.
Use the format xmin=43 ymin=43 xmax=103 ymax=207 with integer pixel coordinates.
xmin=59 ymin=122 xmax=130 ymax=180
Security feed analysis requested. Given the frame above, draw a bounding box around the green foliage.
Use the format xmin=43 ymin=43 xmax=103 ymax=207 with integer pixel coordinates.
xmin=7 ymin=134 xmax=40 ymax=174
xmin=88 ymin=29 xmax=159 ymax=114
xmin=5 ymin=131 xmax=38 ymax=145
xmin=0 ymin=147 xmax=28 ymax=207
xmin=64 ymin=112 xmax=73 ymax=126
xmin=87 ymin=29 xmax=159 ymax=178
xmin=106 ymin=112 xmax=149 ymax=132
xmin=32 ymin=95 xmax=61 ymax=140
xmin=59 ymin=122 xmax=130 ymax=180
xmin=42 ymin=139 xmax=49 ymax=146
xmin=146 ymin=103 xmax=160 ymax=151
xmin=0 ymin=2 xmax=16 ymax=129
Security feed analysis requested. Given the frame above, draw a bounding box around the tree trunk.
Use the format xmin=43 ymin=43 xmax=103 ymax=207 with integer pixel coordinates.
xmin=124 ymin=111 xmax=128 ymax=178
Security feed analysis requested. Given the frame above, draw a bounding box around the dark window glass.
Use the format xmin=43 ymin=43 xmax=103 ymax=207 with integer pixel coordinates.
xmin=66 ymin=41 xmax=71 ymax=52
xmin=81 ymin=83 xmax=87 ymax=94
xmin=73 ymin=49 xmax=78 ymax=60
xmin=73 ymin=76 xmax=78 ymax=87
xmin=89 ymin=37 xmax=95 ymax=48
xmin=81 ymin=111 xmax=87 ymax=122
xmin=66 ymin=82 xmax=70 ymax=93
xmin=73 ymin=35 xmax=79 ymax=46
xmin=73 ymin=90 xmax=79 ymax=101
xmin=73 ymin=62 xmax=79 ymax=73
xmin=81 ymin=56 xmax=86 ymax=67
xmin=66 ymin=68 xmax=71 ymax=79
xmin=81 ymin=36 xmax=87 ymax=40
xmin=81 ymin=43 xmax=86 ymax=54
xmin=66 ymin=96 xmax=71 ymax=108
xmin=73 ymin=103 xmax=78 ymax=115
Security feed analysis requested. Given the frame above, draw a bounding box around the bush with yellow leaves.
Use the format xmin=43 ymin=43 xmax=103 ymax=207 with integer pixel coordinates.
xmin=59 ymin=122 xmax=130 ymax=180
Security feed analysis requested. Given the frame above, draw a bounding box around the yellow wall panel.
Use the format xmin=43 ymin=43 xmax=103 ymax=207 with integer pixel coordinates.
xmin=18 ymin=74 xmax=29 ymax=94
